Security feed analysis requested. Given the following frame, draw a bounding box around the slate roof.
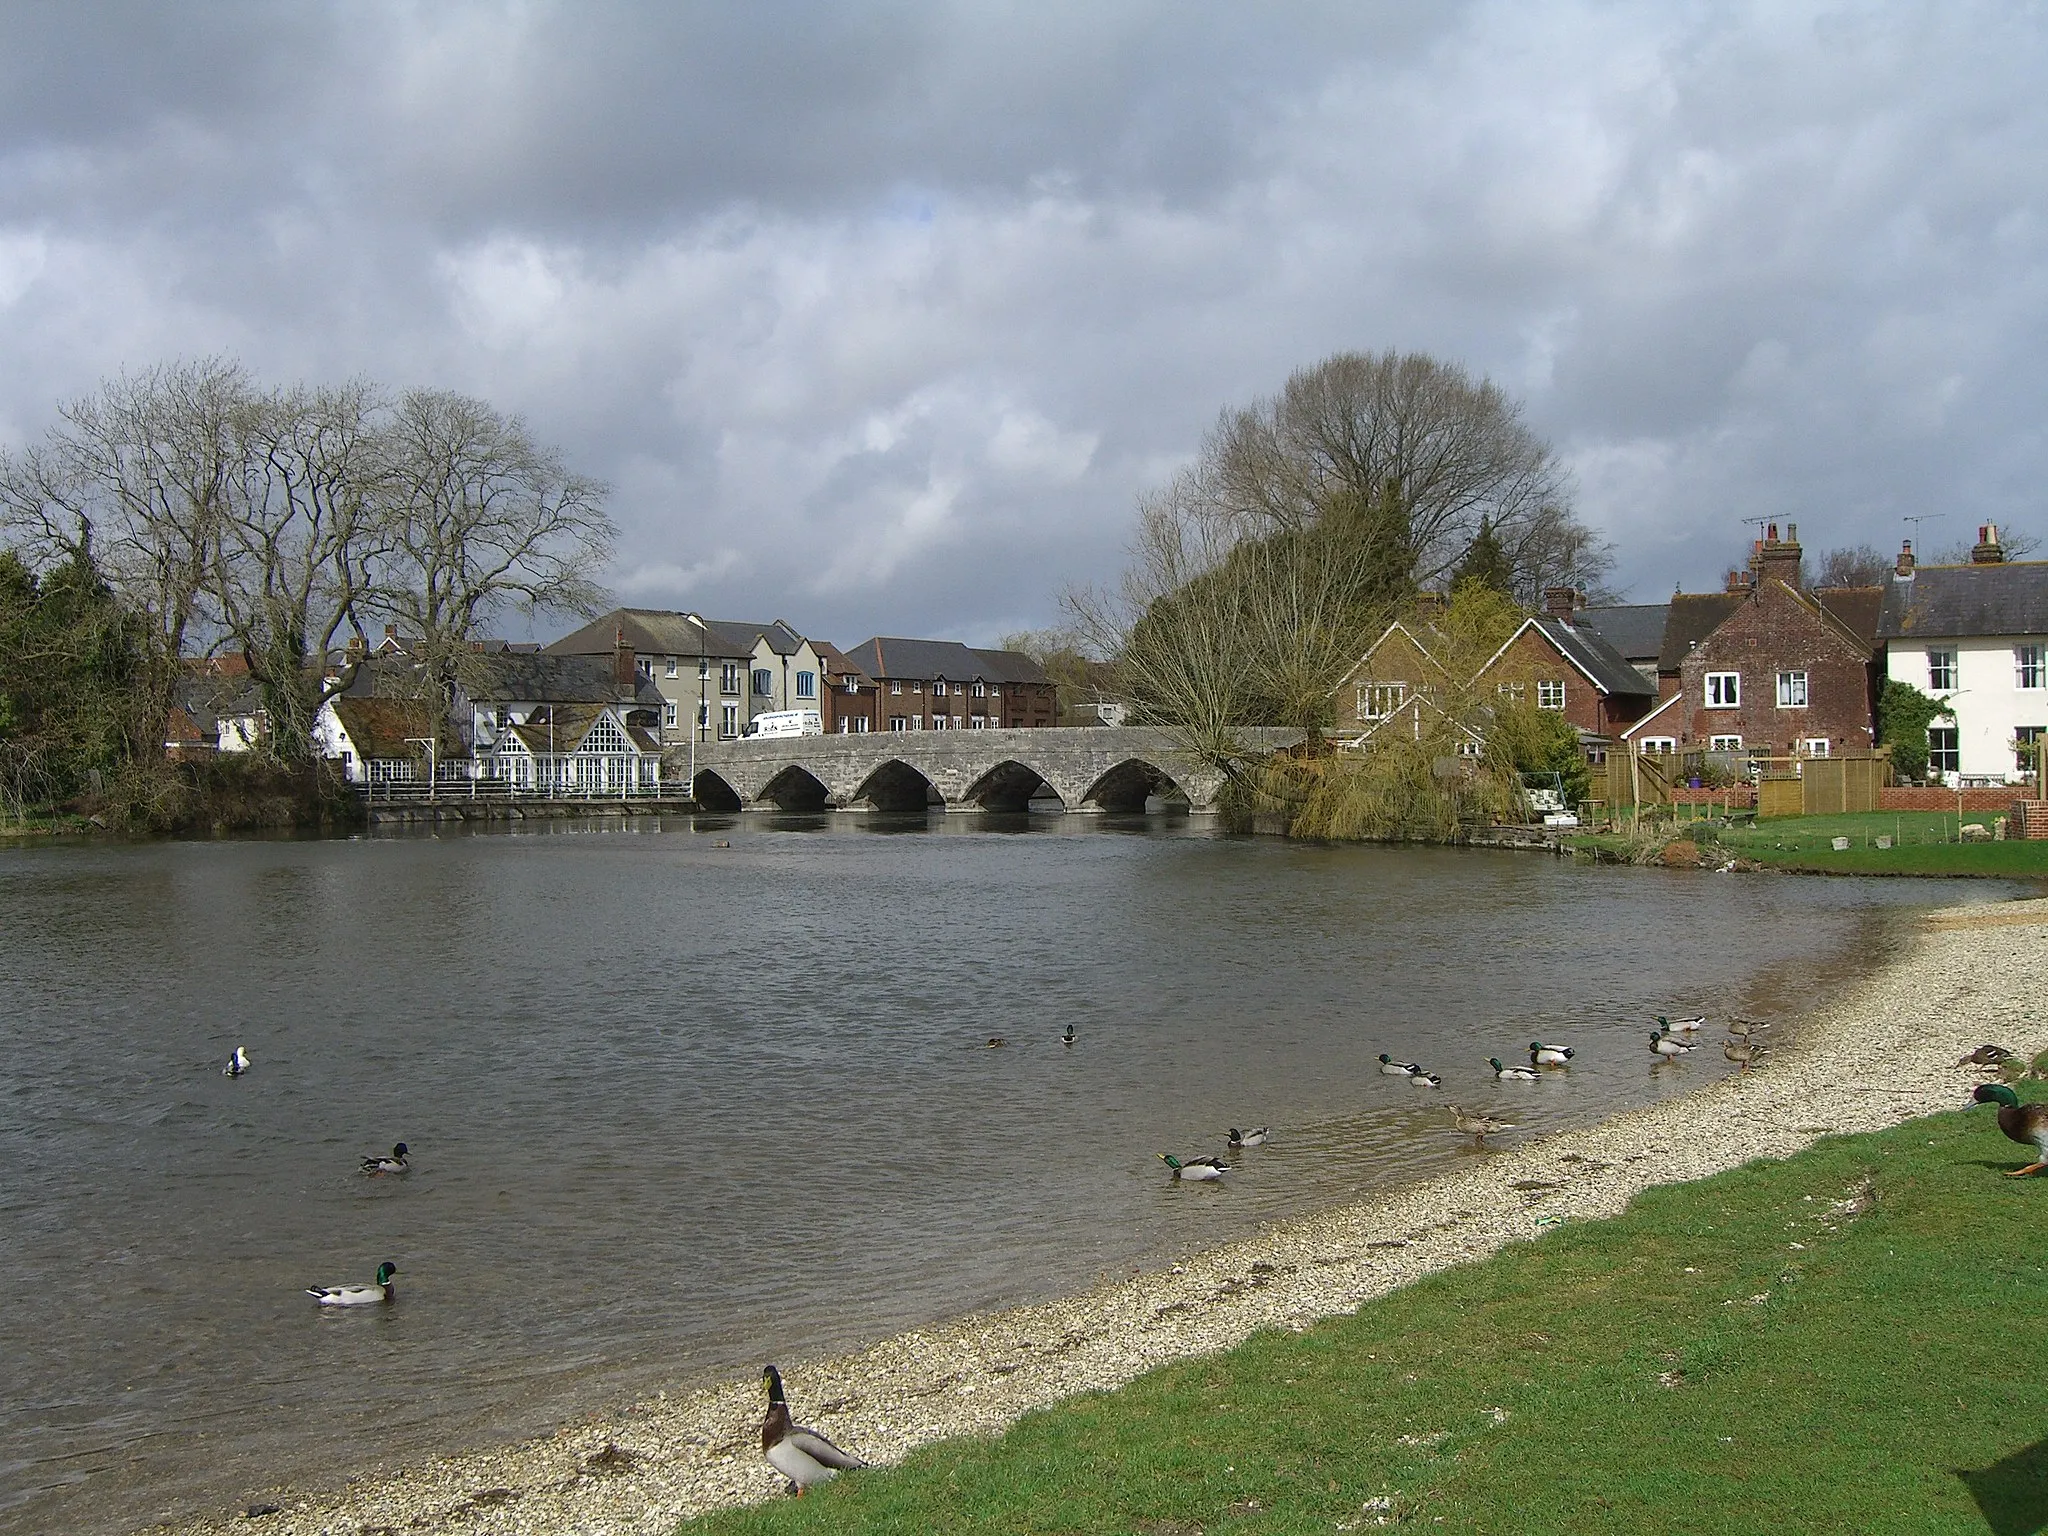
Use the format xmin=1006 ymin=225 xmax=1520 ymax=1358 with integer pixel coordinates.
xmin=1875 ymin=562 xmax=2048 ymax=640
xmin=1574 ymin=604 xmax=1668 ymax=666
xmin=546 ymin=608 xmax=754 ymax=660
xmin=1531 ymin=616 xmax=1658 ymax=697
xmin=1658 ymin=592 xmax=1746 ymax=673
xmin=1812 ymin=586 xmax=1884 ymax=645
xmin=703 ymin=618 xmax=808 ymax=657
xmin=461 ymin=652 xmax=665 ymax=708
xmin=839 ymin=637 xmax=1049 ymax=685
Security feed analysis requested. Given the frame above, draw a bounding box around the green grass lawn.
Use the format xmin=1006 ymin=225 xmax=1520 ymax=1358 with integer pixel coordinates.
xmin=694 ymin=1077 xmax=2048 ymax=1535
xmin=1574 ymin=811 xmax=2048 ymax=878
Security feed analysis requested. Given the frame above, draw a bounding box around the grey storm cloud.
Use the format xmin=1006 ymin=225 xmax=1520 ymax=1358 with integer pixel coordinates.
xmin=1 ymin=1 xmax=2044 ymax=646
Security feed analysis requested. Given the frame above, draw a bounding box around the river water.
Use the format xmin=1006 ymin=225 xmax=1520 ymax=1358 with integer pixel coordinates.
xmin=0 ymin=816 xmax=2006 ymax=1533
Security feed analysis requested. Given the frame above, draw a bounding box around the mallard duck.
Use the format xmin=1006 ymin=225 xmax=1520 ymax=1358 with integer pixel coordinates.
xmin=1159 ymin=1152 xmax=1228 ymax=1181
xmin=1529 ymin=1041 xmax=1574 ymax=1067
xmin=1446 ymin=1105 xmax=1515 ymax=1143
xmin=1958 ymin=1044 xmax=2015 ymax=1068
xmin=1650 ymin=1030 xmax=1693 ymax=1060
xmin=761 ymin=1365 xmax=865 ymax=1494
xmin=223 ymin=1047 xmax=250 ymax=1077
xmin=1378 ymin=1054 xmax=1422 ymax=1077
xmin=1228 ymin=1127 xmax=1269 ymax=1148
xmin=1408 ymin=1070 xmax=1443 ymax=1088
xmin=1658 ymin=1014 xmax=1705 ymax=1034
xmin=360 ymin=1142 xmax=410 ymax=1176
xmin=1062 ymin=1024 xmax=1076 ymax=1047
xmin=1722 ymin=1040 xmax=1766 ymax=1070
xmin=1728 ymin=1017 xmax=1772 ymax=1040
xmin=985 ymin=1037 xmax=1006 ymax=1049
xmin=307 ymin=1261 xmax=397 ymax=1306
xmin=1971 ymin=1085 xmax=2048 ymax=1177
xmin=1490 ymin=1057 xmax=1541 ymax=1081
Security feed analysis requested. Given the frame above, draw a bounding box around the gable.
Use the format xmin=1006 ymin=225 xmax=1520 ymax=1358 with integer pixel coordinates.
xmin=1337 ymin=621 xmax=1446 ymax=690
xmin=1683 ymin=580 xmax=1871 ymax=667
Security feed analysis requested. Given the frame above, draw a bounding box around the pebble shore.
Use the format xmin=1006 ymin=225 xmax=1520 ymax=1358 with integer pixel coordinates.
xmin=156 ymin=895 xmax=2048 ymax=1536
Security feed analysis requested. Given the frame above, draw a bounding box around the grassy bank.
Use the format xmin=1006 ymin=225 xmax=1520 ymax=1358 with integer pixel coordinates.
xmin=1576 ymin=811 xmax=2048 ymax=878
xmin=697 ymin=1075 xmax=2048 ymax=1535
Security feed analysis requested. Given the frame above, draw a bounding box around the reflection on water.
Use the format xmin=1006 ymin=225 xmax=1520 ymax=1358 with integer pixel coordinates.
xmin=0 ymin=816 xmax=2000 ymax=1533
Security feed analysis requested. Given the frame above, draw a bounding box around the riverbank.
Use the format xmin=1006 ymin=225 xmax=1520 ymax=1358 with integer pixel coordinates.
xmin=150 ymin=894 xmax=2048 ymax=1536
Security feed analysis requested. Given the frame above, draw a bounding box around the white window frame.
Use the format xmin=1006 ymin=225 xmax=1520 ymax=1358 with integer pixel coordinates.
xmin=933 ymin=680 xmax=948 ymax=697
xmin=2018 ymin=646 xmax=2045 ymax=690
xmin=1776 ymin=671 xmax=1809 ymax=708
xmin=1927 ymin=649 xmax=1956 ymax=692
xmin=663 ymin=702 xmax=678 ymax=728
xmin=889 ymin=715 xmax=908 ymax=732
xmin=1928 ymin=725 xmax=1960 ymax=775
xmin=1536 ymin=680 xmax=1566 ymax=711
xmin=720 ymin=662 xmax=741 ymax=695
xmin=1709 ymin=734 xmax=1744 ymax=752
xmin=1706 ymin=672 xmax=1740 ymax=708
xmin=890 ymin=680 xmax=903 ymax=694
xmin=971 ymin=681 xmax=986 ymax=697
xmin=1638 ymin=737 xmax=1676 ymax=755
xmin=1356 ymin=682 xmax=1406 ymax=721
xmin=1495 ymin=681 xmax=1526 ymax=702
xmin=665 ymin=655 xmax=678 ymax=678
xmin=719 ymin=703 xmax=739 ymax=738
xmin=1802 ymin=737 xmax=1830 ymax=757
xmin=2017 ymin=725 xmax=2044 ymax=774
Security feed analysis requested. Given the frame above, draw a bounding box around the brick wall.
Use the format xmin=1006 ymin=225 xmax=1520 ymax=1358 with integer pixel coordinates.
xmin=2015 ymin=801 xmax=2048 ymax=839
xmin=1673 ymin=582 xmax=1875 ymax=755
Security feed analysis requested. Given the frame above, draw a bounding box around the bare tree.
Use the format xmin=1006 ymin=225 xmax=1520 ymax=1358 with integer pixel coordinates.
xmin=1812 ymin=544 xmax=1892 ymax=588
xmin=370 ymin=389 xmax=615 ymax=696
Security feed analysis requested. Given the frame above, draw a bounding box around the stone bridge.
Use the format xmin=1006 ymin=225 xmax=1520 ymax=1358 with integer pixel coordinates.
xmin=676 ymin=727 xmax=1296 ymax=813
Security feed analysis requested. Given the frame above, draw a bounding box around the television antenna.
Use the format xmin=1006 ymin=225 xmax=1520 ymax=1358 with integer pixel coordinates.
xmin=1901 ymin=514 xmax=1944 ymax=536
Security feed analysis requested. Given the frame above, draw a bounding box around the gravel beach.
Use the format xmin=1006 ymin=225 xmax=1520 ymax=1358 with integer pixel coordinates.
xmin=153 ymin=894 xmax=2048 ymax=1536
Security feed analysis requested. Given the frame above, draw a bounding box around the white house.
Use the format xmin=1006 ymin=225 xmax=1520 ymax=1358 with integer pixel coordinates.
xmin=478 ymin=703 xmax=664 ymax=794
xmin=1876 ymin=528 xmax=2048 ymax=786
xmin=314 ymin=695 xmax=443 ymax=783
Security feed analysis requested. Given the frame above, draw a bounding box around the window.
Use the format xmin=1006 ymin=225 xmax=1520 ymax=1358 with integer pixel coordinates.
xmin=752 ymin=668 xmax=773 ymax=697
xmin=930 ymin=714 xmax=950 ymax=729
xmin=795 ymin=670 xmax=816 ymax=699
xmin=1709 ymin=734 xmax=1743 ymax=751
xmin=933 ymin=680 xmax=947 ymax=697
xmin=720 ymin=662 xmax=741 ymax=695
xmin=852 ymin=717 xmax=870 ymax=733
xmin=2018 ymin=646 xmax=2045 ymax=690
xmin=909 ymin=715 xmax=922 ymax=730
xmin=663 ymin=703 xmax=678 ymax=728
xmin=665 ymin=655 xmax=678 ymax=678
xmin=2018 ymin=726 xmax=2044 ymax=775
xmin=1495 ymin=681 xmax=1526 ymax=702
xmin=1803 ymin=737 xmax=1830 ymax=757
xmin=696 ymin=703 xmax=708 ymax=729
xmin=1776 ymin=671 xmax=1808 ymax=708
xmin=912 ymin=681 xmax=923 ymax=693
xmin=890 ymin=680 xmax=903 ymax=694
xmin=1706 ymin=672 xmax=1740 ymax=708
xmin=889 ymin=715 xmax=908 ymax=732
xmin=1928 ymin=726 xmax=1959 ymax=775
xmin=1536 ymin=681 xmax=1565 ymax=710
xmin=697 ymin=657 xmax=710 ymax=680
xmin=1638 ymin=737 xmax=1676 ymax=755
xmin=1927 ymin=649 xmax=1956 ymax=691
xmin=971 ymin=681 xmax=986 ymax=697
xmin=719 ymin=704 xmax=738 ymax=738
xmin=1356 ymin=682 xmax=1405 ymax=720
xmin=969 ymin=715 xmax=987 ymax=729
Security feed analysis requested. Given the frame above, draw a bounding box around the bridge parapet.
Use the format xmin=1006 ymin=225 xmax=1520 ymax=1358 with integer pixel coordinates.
xmin=675 ymin=727 xmax=1299 ymax=813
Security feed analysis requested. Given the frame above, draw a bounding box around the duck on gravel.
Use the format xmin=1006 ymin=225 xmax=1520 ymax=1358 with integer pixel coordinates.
xmin=1723 ymin=1040 xmax=1767 ymax=1071
xmin=223 ymin=1047 xmax=250 ymax=1077
xmin=1651 ymin=1030 xmax=1694 ymax=1060
xmin=1378 ymin=1054 xmax=1423 ymax=1077
xmin=761 ymin=1365 xmax=866 ymax=1495
xmin=1160 ymin=1152 xmax=1229 ymax=1181
xmin=1958 ymin=1044 xmax=2016 ymax=1068
xmin=1529 ymin=1041 xmax=1575 ymax=1068
xmin=1489 ymin=1057 xmax=1541 ymax=1082
xmin=307 ymin=1262 xmax=397 ymax=1307
xmin=360 ymin=1143 xmax=410 ymax=1176
xmin=1446 ymin=1105 xmax=1515 ymax=1144
xmin=1729 ymin=1018 xmax=1772 ymax=1040
xmin=1227 ymin=1127 xmax=1269 ymax=1148
xmin=1971 ymin=1085 xmax=2048 ymax=1177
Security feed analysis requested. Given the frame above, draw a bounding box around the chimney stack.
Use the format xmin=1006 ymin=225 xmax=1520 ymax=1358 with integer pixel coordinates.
xmin=1413 ymin=590 xmax=1445 ymax=625
xmin=1543 ymin=586 xmax=1583 ymax=619
xmin=1971 ymin=523 xmax=2005 ymax=565
xmin=613 ymin=625 xmax=635 ymax=687
xmin=1895 ymin=538 xmax=1915 ymax=577
xmin=1752 ymin=520 xmax=1803 ymax=589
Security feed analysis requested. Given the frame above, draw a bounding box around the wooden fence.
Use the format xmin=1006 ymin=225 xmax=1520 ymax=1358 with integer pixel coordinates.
xmin=1603 ymin=748 xmax=1887 ymax=819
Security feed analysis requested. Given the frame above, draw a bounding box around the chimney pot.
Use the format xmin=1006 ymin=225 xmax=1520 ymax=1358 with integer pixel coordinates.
xmin=1971 ymin=523 xmax=2005 ymax=565
xmin=1543 ymin=586 xmax=1582 ymax=619
xmin=384 ymin=624 xmax=397 ymax=641
xmin=1895 ymin=539 xmax=1915 ymax=577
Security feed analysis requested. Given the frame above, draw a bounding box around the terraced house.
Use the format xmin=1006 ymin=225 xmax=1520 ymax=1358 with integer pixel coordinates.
xmin=834 ymin=637 xmax=1058 ymax=731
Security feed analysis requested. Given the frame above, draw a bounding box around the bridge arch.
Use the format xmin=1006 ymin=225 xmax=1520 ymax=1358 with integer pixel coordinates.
xmin=1081 ymin=756 xmax=1190 ymax=813
xmin=960 ymin=758 xmax=1065 ymax=812
xmin=852 ymin=758 xmax=943 ymax=812
xmin=757 ymin=763 xmax=832 ymax=811
xmin=691 ymin=768 xmax=744 ymax=812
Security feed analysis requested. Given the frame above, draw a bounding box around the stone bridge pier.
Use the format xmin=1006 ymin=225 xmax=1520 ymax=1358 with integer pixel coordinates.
xmin=676 ymin=727 xmax=1291 ymax=813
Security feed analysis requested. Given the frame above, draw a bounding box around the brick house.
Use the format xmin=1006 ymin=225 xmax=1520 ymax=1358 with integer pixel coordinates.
xmin=836 ymin=637 xmax=1057 ymax=730
xmin=1473 ymin=599 xmax=1658 ymax=744
xmin=546 ymin=608 xmax=756 ymax=743
xmin=812 ymin=641 xmax=880 ymax=734
xmin=1626 ymin=525 xmax=1877 ymax=760
xmin=1331 ymin=618 xmax=1452 ymax=742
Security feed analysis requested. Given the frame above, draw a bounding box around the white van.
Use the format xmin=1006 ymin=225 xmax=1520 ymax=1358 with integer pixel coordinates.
xmin=744 ymin=710 xmax=823 ymax=739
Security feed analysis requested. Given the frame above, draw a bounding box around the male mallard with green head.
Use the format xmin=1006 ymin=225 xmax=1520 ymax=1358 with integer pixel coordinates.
xmin=1489 ymin=1057 xmax=1540 ymax=1081
xmin=1971 ymin=1085 xmax=2048 ymax=1177
xmin=1529 ymin=1041 xmax=1574 ymax=1067
xmin=761 ymin=1365 xmax=865 ymax=1494
xmin=1159 ymin=1152 xmax=1228 ymax=1181
xmin=306 ymin=1262 xmax=397 ymax=1306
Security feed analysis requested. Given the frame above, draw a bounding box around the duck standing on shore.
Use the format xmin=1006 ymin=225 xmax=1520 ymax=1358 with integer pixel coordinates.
xmin=1160 ymin=1153 xmax=1228 ymax=1181
xmin=1651 ymin=1030 xmax=1693 ymax=1060
xmin=1446 ymin=1105 xmax=1515 ymax=1145
xmin=1971 ymin=1085 xmax=2048 ymax=1177
xmin=307 ymin=1262 xmax=397 ymax=1306
xmin=360 ymin=1143 xmax=410 ymax=1176
xmin=1723 ymin=1040 xmax=1766 ymax=1071
xmin=1529 ymin=1041 xmax=1574 ymax=1068
xmin=760 ymin=1365 xmax=865 ymax=1494
xmin=1958 ymin=1044 xmax=2015 ymax=1068
xmin=223 ymin=1047 xmax=250 ymax=1077
xmin=1658 ymin=1014 xmax=1705 ymax=1035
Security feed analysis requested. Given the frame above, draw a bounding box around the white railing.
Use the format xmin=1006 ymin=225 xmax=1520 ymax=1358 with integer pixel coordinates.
xmin=356 ymin=776 xmax=674 ymax=803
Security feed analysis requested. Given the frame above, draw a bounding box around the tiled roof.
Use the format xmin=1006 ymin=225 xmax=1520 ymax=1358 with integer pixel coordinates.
xmin=1813 ymin=586 xmax=1884 ymax=645
xmin=1530 ymin=617 xmax=1658 ymax=697
xmin=840 ymin=637 xmax=1049 ymax=685
xmin=1876 ymin=562 xmax=2048 ymax=640
xmin=1658 ymin=592 xmax=1745 ymax=673
xmin=812 ymin=641 xmax=874 ymax=685
xmin=1574 ymin=603 xmax=1668 ymax=664
xmin=546 ymin=608 xmax=754 ymax=661
xmin=702 ymin=618 xmax=809 ymax=657
xmin=461 ymin=652 xmax=665 ymax=707
xmin=328 ymin=696 xmax=442 ymax=760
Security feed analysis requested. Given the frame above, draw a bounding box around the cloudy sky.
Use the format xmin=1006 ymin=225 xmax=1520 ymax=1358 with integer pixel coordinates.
xmin=1 ymin=2 xmax=2042 ymax=645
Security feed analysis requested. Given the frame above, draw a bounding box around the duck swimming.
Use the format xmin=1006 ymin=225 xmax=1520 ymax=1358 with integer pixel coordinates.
xmin=1160 ymin=1152 xmax=1228 ymax=1181
xmin=360 ymin=1143 xmax=410 ymax=1176
xmin=761 ymin=1365 xmax=865 ymax=1494
xmin=1378 ymin=1054 xmax=1422 ymax=1077
xmin=1490 ymin=1057 xmax=1541 ymax=1081
xmin=1658 ymin=1015 xmax=1706 ymax=1034
xmin=1062 ymin=1024 xmax=1076 ymax=1047
xmin=1529 ymin=1041 xmax=1575 ymax=1067
xmin=307 ymin=1261 xmax=397 ymax=1306
xmin=1227 ymin=1127 xmax=1269 ymax=1148
xmin=223 ymin=1047 xmax=250 ymax=1077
